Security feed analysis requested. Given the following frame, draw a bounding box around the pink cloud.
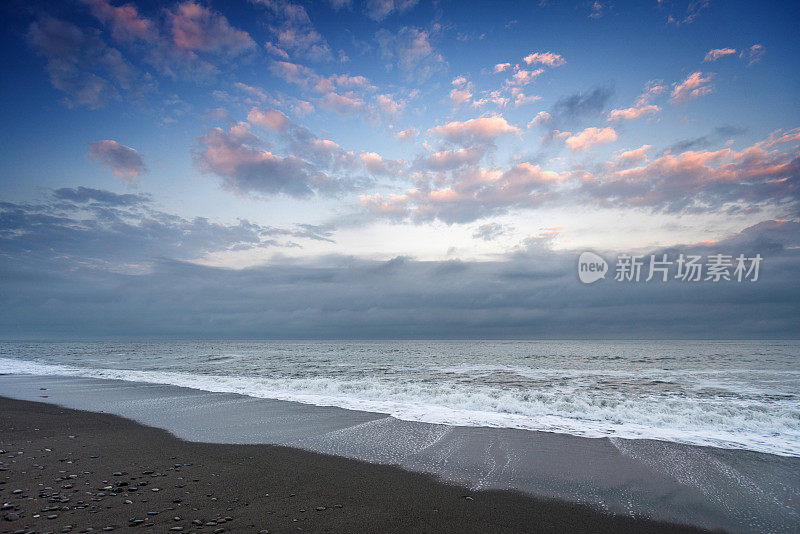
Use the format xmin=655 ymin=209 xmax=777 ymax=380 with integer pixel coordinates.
xmin=703 ymin=48 xmax=736 ymax=62
xmin=361 ymin=163 xmax=566 ymax=223
xmin=506 ymin=67 xmax=544 ymax=87
xmin=414 ymin=146 xmax=485 ymax=171
xmin=607 ymin=104 xmax=660 ymax=121
xmin=590 ymin=138 xmax=800 ymax=210
xmin=195 ymin=122 xmax=342 ymax=197
xmin=523 ymin=51 xmax=565 ymax=67
xmin=247 ymin=108 xmax=291 ymax=130
xmin=376 ymin=93 xmax=403 ymax=115
xmin=429 ymin=116 xmax=520 ymax=144
xmin=765 ymin=127 xmax=800 ymax=148
xmin=169 ymin=2 xmax=254 ymax=55
xmin=449 ymin=85 xmax=472 ymax=106
xmin=565 ymin=127 xmax=618 ymax=151
xmin=670 ymin=72 xmax=714 ymax=103
xmin=88 ymin=140 xmax=146 ymax=182
xmin=493 ymin=62 xmax=511 ymax=73
xmin=81 ymin=0 xmax=155 ymax=43
xmin=317 ymin=91 xmax=366 ymax=115
xmin=614 ymin=145 xmax=652 ymax=166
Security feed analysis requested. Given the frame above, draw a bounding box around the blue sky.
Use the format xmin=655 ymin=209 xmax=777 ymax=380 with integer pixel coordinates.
xmin=0 ymin=0 xmax=798 ymax=337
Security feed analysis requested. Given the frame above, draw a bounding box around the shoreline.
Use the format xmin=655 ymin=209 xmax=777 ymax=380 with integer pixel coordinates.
xmin=0 ymin=396 xmax=710 ymax=533
xmin=1 ymin=374 xmax=798 ymax=532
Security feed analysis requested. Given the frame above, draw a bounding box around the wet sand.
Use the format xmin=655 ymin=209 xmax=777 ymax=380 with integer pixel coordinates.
xmin=0 ymin=396 xmax=714 ymax=533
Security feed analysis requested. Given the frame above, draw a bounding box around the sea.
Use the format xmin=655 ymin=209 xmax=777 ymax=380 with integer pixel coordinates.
xmin=1 ymin=339 xmax=798 ymax=457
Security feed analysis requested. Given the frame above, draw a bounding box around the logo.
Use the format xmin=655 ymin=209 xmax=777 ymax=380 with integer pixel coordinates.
xmin=578 ymin=251 xmax=608 ymax=284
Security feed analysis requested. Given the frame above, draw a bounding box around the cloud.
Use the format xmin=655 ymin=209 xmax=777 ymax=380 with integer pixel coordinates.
xmin=670 ymin=72 xmax=714 ymax=103
xmin=449 ymin=77 xmax=473 ymax=106
xmin=365 ymin=0 xmax=419 ymax=20
xmin=765 ymin=127 xmax=800 ymax=148
xmin=606 ymin=81 xmax=664 ymax=121
xmin=88 ymin=140 xmax=147 ymax=181
xmin=473 ymin=222 xmax=511 ymax=241
xmin=668 ymin=0 xmax=709 ymax=24
xmin=4 ymin=236 xmax=800 ymax=338
xmin=607 ymin=104 xmax=660 ymax=121
xmin=0 ymin=188 xmax=332 ymax=272
xmin=413 ymin=146 xmax=486 ymax=171
xmin=257 ymin=0 xmax=333 ymax=62
xmin=195 ymin=122 xmax=343 ymax=197
xmin=429 ymin=116 xmax=520 ymax=145
xmin=27 ymin=17 xmax=141 ymax=108
xmin=523 ymin=51 xmax=565 ymax=67
xmin=493 ymin=62 xmax=511 ymax=73
xmin=361 ymin=162 xmax=565 ymax=223
xmin=589 ymin=1 xmax=604 ymax=18
xmin=537 ymin=87 xmax=614 ymax=133
xmin=585 ymin=137 xmax=800 ymax=211
xmin=505 ymin=67 xmax=544 ymax=87
xmin=394 ymin=127 xmax=418 ymax=141
xmin=317 ymin=91 xmax=367 ymax=115
xmin=53 ymin=186 xmax=149 ymax=206
xmin=376 ymin=26 xmax=444 ymax=79
xmin=565 ymin=127 xmax=618 ymax=151
xmin=358 ymin=151 xmax=405 ymax=176
xmin=247 ymin=107 xmax=292 ymax=130
xmin=168 ymin=2 xmax=255 ymax=55
xmin=704 ymin=48 xmax=736 ymax=62
xmin=376 ymin=93 xmax=404 ymax=115
xmin=267 ymin=60 xmax=388 ymax=121
xmin=3 ymin=188 xmax=800 ymax=338
xmin=741 ymin=44 xmax=765 ymax=66
xmin=80 ymin=0 xmax=155 ymax=43
xmin=614 ymin=145 xmax=652 ymax=166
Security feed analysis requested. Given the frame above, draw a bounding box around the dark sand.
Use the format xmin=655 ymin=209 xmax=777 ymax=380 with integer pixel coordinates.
xmin=0 ymin=397 xmax=714 ymax=533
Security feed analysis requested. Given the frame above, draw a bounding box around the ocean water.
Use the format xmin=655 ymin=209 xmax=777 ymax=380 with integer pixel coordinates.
xmin=1 ymin=340 xmax=798 ymax=457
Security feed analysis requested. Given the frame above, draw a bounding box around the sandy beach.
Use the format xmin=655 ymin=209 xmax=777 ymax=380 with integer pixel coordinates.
xmin=0 ymin=396 xmax=715 ymax=534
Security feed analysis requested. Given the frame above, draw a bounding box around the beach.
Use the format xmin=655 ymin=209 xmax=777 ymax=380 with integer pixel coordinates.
xmin=0 ymin=395 xmax=710 ymax=534
xmin=1 ymin=370 xmax=798 ymax=533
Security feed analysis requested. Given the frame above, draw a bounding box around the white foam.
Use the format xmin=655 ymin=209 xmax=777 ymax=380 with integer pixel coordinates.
xmin=2 ymin=356 xmax=798 ymax=457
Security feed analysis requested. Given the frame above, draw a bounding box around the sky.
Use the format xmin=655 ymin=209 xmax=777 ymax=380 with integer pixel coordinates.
xmin=0 ymin=0 xmax=798 ymax=338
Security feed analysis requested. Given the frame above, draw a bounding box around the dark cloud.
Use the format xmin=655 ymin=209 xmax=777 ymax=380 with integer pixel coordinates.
xmin=0 ymin=188 xmax=334 ymax=268
xmin=472 ymin=222 xmax=511 ymax=241
xmin=663 ymin=136 xmax=711 ymax=154
xmin=26 ymin=17 xmax=144 ymax=108
xmin=548 ymin=87 xmax=614 ymax=128
xmin=662 ymin=126 xmax=747 ymax=155
xmin=53 ymin=187 xmax=149 ymax=206
xmin=1 ymin=219 xmax=798 ymax=339
xmin=87 ymin=140 xmax=147 ymax=182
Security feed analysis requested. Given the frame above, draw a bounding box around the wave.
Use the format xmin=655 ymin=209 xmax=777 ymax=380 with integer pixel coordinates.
xmin=1 ymin=356 xmax=798 ymax=457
